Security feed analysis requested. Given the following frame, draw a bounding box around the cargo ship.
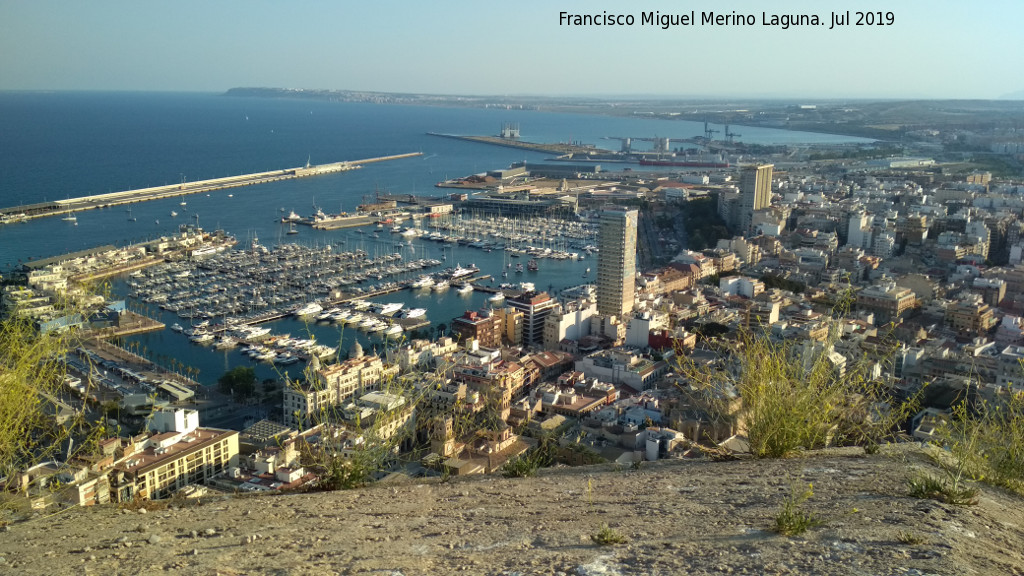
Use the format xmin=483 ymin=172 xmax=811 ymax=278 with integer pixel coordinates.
xmin=639 ymin=157 xmax=730 ymax=168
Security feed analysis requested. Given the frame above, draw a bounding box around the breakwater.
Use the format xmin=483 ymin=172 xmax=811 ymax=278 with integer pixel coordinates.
xmin=0 ymin=153 xmax=422 ymax=223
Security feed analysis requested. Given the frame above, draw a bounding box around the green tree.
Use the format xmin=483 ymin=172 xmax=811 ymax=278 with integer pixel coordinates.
xmin=218 ymin=366 xmax=257 ymax=398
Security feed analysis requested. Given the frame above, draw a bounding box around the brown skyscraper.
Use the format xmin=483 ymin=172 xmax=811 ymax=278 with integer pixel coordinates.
xmin=597 ymin=207 xmax=638 ymax=317
xmin=739 ymin=164 xmax=773 ymax=233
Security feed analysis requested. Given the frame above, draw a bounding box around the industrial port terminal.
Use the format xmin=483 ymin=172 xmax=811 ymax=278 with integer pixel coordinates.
xmin=0 ymin=152 xmax=422 ymax=223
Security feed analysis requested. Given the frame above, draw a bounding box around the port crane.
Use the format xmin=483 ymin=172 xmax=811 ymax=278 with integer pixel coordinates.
xmin=724 ymin=124 xmax=741 ymax=143
xmin=703 ymin=119 xmax=720 ymax=142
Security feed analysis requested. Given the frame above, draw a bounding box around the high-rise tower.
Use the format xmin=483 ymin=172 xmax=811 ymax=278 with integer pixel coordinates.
xmin=739 ymin=164 xmax=774 ymax=233
xmin=597 ymin=207 xmax=638 ymax=318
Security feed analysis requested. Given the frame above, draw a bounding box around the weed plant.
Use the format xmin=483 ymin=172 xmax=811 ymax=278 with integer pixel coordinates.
xmin=773 ymin=483 xmax=821 ymax=536
xmin=0 ymin=315 xmax=104 ymax=480
xmin=591 ymin=523 xmax=628 ymax=546
xmin=896 ymin=530 xmax=926 ymax=545
xmin=937 ymin=391 xmax=1024 ymax=494
xmin=500 ymin=454 xmax=540 ymax=478
xmin=907 ymin=474 xmax=978 ymax=505
xmin=677 ymin=326 xmax=921 ymax=458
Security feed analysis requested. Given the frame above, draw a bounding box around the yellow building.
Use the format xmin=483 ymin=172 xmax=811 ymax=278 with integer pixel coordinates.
xmin=110 ymin=425 xmax=239 ymax=502
xmin=283 ymin=347 xmax=399 ymax=429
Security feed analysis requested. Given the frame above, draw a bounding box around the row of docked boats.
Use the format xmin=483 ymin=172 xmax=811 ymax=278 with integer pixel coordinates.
xmin=295 ymin=300 xmax=423 ymax=336
xmin=126 ymin=240 xmax=444 ymax=321
xmin=175 ymin=317 xmax=337 ymax=364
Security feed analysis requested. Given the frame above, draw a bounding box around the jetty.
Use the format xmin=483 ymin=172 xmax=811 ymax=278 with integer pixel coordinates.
xmin=426 ymin=133 xmax=612 ymax=156
xmin=0 ymin=153 xmax=422 ymax=223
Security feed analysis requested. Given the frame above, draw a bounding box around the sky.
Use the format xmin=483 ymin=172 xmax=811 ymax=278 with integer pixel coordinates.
xmin=1 ymin=0 xmax=1022 ymax=99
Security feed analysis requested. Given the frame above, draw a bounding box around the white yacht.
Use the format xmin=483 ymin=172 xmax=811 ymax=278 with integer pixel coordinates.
xmin=411 ymin=276 xmax=434 ymax=289
xmin=401 ymin=308 xmax=427 ymax=318
xmin=450 ymin=265 xmax=476 ymax=279
xmin=294 ymin=302 xmax=323 ymax=317
xmin=375 ymin=302 xmax=404 ymax=316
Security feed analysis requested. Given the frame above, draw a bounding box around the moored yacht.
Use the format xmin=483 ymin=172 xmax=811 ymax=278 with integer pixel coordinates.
xmin=293 ymin=302 xmax=323 ymax=317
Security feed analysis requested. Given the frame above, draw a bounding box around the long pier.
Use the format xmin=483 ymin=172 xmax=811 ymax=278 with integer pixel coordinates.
xmin=427 ymin=133 xmax=614 ymax=156
xmin=0 ymin=153 xmax=422 ymax=223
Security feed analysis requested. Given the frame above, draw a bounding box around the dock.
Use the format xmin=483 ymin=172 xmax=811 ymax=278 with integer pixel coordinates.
xmin=310 ymin=215 xmax=376 ymax=230
xmin=0 ymin=153 xmax=422 ymax=223
xmin=89 ymin=311 xmax=166 ymax=339
xmin=426 ymin=133 xmax=613 ymax=157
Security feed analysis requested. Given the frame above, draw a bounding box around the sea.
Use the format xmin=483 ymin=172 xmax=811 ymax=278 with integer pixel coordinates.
xmin=0 ymin=91 xmax=872 ymax=386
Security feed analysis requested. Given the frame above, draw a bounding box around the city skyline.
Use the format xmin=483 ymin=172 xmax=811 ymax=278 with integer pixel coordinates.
xmin=0 ymin=1 xmax=1022 ymax=99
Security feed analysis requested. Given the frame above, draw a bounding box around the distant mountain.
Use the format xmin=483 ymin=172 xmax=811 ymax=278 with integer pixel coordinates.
xmin=999 ymin=90 xmax=1024 ymax=100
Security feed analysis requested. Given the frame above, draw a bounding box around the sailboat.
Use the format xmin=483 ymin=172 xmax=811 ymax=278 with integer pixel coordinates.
xmin=62 ymin=213 xmax=77 ymax=222
xmin=286 ymin=222 xmax=299 ymax=235
xmin=127 ymin=206 xmax=136 ymax=222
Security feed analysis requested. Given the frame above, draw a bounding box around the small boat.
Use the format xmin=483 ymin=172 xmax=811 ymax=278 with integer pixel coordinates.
xmin=62 ymin=214 xmax=77 ymax=222
xmin=457 ymin=284 xmax=473 ymax=295
xmin=171 ymin=211 xmax=178 ymax=217
xmin=489 ymin=293 xmax=505 ymax=304
xmin=274 ymin=353 xmax=300 ymax=365
xmin=171 ymin=323 xmax=184 ymax=332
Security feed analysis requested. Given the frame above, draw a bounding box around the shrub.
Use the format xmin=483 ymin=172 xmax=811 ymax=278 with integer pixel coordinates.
xmin=591 ymin=524 xmax=628 ymax=546
xmin=938 ymin=391 xmax=1024 ymax=494
xmin=318 ymin=455 xmax=372 ymax=491
xmin=677 ymin=329 xmax=919 ymax=458
xmin=501 ymin=454 xmax=539 ymax=478
xmin=0 ymin=315 xmax=102 ymax=479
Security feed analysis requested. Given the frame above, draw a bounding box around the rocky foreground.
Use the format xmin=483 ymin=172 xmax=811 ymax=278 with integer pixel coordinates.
xmin=2 ymin=446 xmax=1023 ymax=575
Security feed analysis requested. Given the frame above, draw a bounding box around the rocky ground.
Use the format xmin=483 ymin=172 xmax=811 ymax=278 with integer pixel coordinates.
xmin=2 ymin=445 xmax=1023 ymax=575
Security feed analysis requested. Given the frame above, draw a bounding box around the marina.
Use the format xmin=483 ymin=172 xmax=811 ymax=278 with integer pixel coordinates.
xmin=0 ymin=92 xmax=874 ymax=390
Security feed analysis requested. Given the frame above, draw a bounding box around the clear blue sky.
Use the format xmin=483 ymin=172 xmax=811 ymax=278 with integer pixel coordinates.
xmin=1 ymin=0 xmax=1022 ymax=99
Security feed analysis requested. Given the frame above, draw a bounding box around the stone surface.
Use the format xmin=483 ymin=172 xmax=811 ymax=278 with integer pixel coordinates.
xmin=1 ymin=446 xmax=1023 ymax=575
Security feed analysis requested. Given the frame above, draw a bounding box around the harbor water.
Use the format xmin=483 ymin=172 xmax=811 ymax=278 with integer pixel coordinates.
xmin=0 ymin=92 xmax=873 ymax=385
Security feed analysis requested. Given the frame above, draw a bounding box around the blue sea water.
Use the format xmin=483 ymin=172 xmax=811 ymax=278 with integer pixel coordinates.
xmin=0 ymin=92 xmax=872 ymax=385
xmin=0 ymin=91 xmax=870 ymax=269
